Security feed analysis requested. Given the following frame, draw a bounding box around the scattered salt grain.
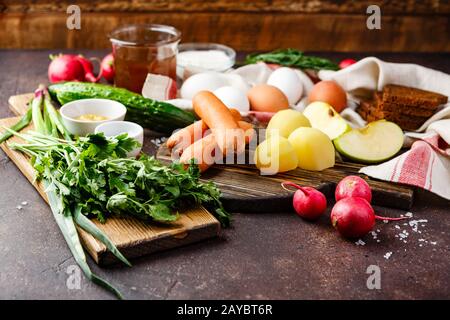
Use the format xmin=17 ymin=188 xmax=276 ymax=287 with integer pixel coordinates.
xmin=151 ymin=136 xmax=168 ymax=147
xmin=384 ymin=252 xmax=393 ymax=259
xmin=16 ymin=205 xmax=22 ymax=210
xmin=395 ymin=225 xmax=400 ymax=229
xmin=21 ymin=201 xmax=28 ymax=206
xmin=355 ymin=239 xmax=366 ymax=246
xmin=409 ymin=219 xmax=428 ymax=232
xmin=430 ymin=241 xmax=437 ymax=245
xmin=383 ymin=220 xmax=388 ymax=224
xmin=405 ymin=212 xmax=413 ymax=218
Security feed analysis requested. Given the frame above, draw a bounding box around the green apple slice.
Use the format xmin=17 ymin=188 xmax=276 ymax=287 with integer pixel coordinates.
xmin=333 ymin=120 xmax=404 ymax=164
xmin=303 ymin=102 xmax=351 ymax=140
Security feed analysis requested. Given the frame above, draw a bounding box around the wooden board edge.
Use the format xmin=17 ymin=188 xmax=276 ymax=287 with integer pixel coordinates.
xmin=0 ymin=139 xmax=47 ymax=201
xmin=97 ymin=220 xmax=221 ymax=266
xmin=8 ymin=93 xmax=34 ymax=116
xmin=94 ymin=223 xmax=221 ymax=266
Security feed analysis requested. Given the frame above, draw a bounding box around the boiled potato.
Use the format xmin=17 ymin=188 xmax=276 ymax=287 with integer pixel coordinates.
xmin=266 ymin=109 xmax=311 ymax=139
xmin=288 ymin=127 xmax=335 ymax=171
xmin=254 ymin=136 xmax=298 ymax=175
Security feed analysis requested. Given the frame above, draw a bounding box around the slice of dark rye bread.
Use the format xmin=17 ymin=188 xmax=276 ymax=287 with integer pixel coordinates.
xmin=357 ymin=102 xmax=426 ymax=130
xmin=356 ymin=85 xmax=447 ymax=131
xmin=373 ymin=92 xmax=438 ymax=117
xmin=358 ymin=101 xmax=428 ymax=122
xmin=380 ymin=84 xmax=448 ymax=108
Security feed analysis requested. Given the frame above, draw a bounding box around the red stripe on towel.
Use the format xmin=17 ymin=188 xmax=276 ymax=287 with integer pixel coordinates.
xmin=397 ymin=141 xmax=432 ymax=188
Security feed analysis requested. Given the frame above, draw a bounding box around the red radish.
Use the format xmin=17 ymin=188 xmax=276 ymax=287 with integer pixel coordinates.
xmin=48 ymin=54 xmax=101 ymax=83
xmin=339 ymin=58 xmax=357 ymax=69
xmin=48 ymin=54 xmax=85 ymax=83
xmin=331 ymin=197 xmax=375 ymax=238
xmin=335 ymin=175 xmax=372 ymax=203
xmin=100 ymin=53 xmax=115 ymax=83
xmin=76 ymin=55 xmax=100 ymax=83
xmin=331 ymin=197 xmax=409 ymax=239
xmin=281 ymin=181 xmax=327 ymax=220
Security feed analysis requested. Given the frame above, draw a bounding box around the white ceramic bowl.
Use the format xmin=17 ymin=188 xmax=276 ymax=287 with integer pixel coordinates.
xmin=177 ymin=42 xmax=236 ymax=80
xmin=95 ymin=121 xmax=144 ymax=158
xmin=60 ymin=99 xmax=127 ymax=136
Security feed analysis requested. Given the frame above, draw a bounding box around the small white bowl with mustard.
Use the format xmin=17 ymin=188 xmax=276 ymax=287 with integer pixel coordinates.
xmin=60 ymin=98 xmax=127 ymax=136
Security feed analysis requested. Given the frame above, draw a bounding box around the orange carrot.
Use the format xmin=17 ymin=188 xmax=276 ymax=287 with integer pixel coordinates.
xmin=229 ymin=108 xmax=242 ymax=121
xmin=179 ymin=120 xmax=254 ymax=172
xmin=166 ymin=108 xmax=242 ymax=149
xmin=193 ymin=91 xmax=243 ymax=155
xmin=166 ymin=120 xmax=207 ymax=149
xmin=179 ymin=133 xmax=217 ymax=172
xmin=237 ymin=120 xmax=255 ymax=144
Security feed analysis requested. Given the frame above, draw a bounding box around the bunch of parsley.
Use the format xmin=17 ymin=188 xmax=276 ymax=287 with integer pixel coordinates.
xmin=27 ymin=132 xmax=230 ymax=225
xmin=11 ymin=131 xmax=230 ymax=226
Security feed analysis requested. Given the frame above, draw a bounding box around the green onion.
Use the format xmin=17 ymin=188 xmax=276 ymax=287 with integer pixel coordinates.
xmin=31 ymin=88 xmax=47 ymax=135
xmin=245 ymin=48 xmax=339 ymax=71
xmin=46 ymin=186 xmax=123 ymax=299
xmin=43 ymin=92 xmax=72 ymax=141
xmin=73 ymin=206 xmax=131 ymax=267
xmin=0 ymin=108 xmax=32 ymax=144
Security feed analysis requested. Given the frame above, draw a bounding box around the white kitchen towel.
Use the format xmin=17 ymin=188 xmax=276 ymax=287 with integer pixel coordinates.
xmin=318 ymin=57 xmax=450 ymax=132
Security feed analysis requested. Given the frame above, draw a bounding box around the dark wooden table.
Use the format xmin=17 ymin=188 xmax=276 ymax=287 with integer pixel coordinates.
xmin=0 ymin=50 xmax=449 ymax=300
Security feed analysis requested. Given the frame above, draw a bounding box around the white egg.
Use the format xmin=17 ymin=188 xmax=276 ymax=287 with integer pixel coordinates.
xmin=213 ymin=86 xmax=250 ymax=112
xmin=267 ymin=67 xmax=303 ymax=105
xmin=180 ymin=72 xmax=229 ymax=100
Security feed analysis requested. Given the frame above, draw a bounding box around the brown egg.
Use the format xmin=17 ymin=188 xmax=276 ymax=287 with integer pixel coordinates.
xmin=308 ymin=80 xmax=347 ymax=113
xmin=247 ymin=84 xmax=290 ymax=112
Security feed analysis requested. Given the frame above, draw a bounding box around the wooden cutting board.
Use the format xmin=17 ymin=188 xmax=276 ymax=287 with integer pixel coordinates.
xmin=157 ymin=139 xmax=415 ymax=212
xmin=1 ymin=94 xmax=220 ymax=266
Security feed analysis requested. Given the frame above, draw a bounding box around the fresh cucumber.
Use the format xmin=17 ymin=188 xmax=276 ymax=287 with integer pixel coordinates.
xmin=48 ymin=82 xmax=196 ymax=133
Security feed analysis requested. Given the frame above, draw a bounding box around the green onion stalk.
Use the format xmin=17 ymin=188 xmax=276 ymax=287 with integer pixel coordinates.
xmin=245 ymin=48 xmax=339 ymax=71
